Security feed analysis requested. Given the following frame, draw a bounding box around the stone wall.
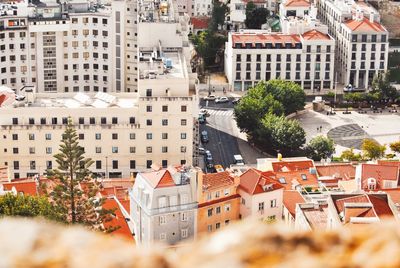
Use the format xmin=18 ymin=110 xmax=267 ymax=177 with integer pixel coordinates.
xmin=1 ymin=217 xmax=399 ymax=268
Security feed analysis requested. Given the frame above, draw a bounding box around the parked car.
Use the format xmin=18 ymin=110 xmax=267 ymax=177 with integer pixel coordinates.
xmin=205 ymin=150 xmax=213 ymax=162
xmin=215 ymin=96 xmax=229 ymax=103
xmin=201 ymin=131 xmax=209 ymax=143
xmin=199 ymin=109 xmax=210 ymax=117
xmin=198 ymin=114 xmax=206 ymax=124
xmin=214 ymin=164 xmax=224 ymax=173
xmin=234 ymin=154 xmax=244 ymax=165
xmin=15 ymin=95 xmax=25 ymax=101
xmin=198 ymin=147 xmax=205 ymax=155
xmin=203 ymin=95 xmax=216 ymax=101
xmin=231 ymin=98 xmax=241 ymax=105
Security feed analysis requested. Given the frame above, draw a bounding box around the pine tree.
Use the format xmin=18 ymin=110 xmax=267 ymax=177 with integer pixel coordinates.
xmin=47 ymin=118 xmax=116 ymax=231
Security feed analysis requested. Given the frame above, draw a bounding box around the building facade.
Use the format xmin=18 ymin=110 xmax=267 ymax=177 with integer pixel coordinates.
xmin=197 ymin=171 xmax=240 ymax=233
xmin=317 ymin=0 xmax=389 ymax=89
xmin=130 ymin=167 xmax=198 ymax=245
xmin=225 ymin=30 xmax=335 ymax=91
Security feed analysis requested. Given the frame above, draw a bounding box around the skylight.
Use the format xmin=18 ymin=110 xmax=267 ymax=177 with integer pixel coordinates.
xmin=278 ymin=177 xmax=286 ymax=184
xmin=301 ymin=174 xmax=307 ymax=180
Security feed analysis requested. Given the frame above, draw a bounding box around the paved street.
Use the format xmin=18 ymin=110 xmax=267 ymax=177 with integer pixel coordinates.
xmin=198 ymin=108 xmax=266 ymax=172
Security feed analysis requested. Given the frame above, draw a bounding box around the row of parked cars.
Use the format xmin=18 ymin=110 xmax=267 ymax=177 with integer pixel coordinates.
xmin=203 ymin=95 xmax=240 ymax=104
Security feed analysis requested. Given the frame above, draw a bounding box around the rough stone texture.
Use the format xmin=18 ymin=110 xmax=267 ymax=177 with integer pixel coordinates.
xmin=1 ymin=218 xmax=400 ymax=268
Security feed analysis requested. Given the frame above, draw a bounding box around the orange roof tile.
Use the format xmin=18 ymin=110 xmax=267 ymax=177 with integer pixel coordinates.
xmin=202 ymin=171 xmax=234 ymax=191
xmin=368 ymin=195 xmax=394 ymax=218
xmin=119 ymin=199 xmax=130 ymax=213
xmin=103 ymin=198 xmax=134 ymax=243
xmin=190 ymin=17 xmax=209 ymax=29
xmin=239 ymin=168 xmax=284 ymax=195
xmin=232 ymin=33 xmax=301 ymax=48
xmin=283 ymin=190 xmax=305 ymax=217
xmin=361 ymin=164 xmax=399 ymax=190
xmin=140 ymin=170 xmax=176 ymax=188
xmin=272 ymin=160 xmax=314 ymax=172
xmin=316 ymin=164 xmax=356 ymax=180
xmin=344 ymin=17 xmax=386 ymax=32
xmin=284 ymin=0 xmax=310 ymax=7
xmin=102 ymin=179 xmax=134 ymax=189
xmin=302 ymin=30 xmax=332 ymax=41
xmin=2 ymin=181 xmax=37 ymax=196
xmin=377 ymin=160 xmax=400 ymax=168
xmin=334 ymin=195 xmax=371 ymax=214
xmin=376 ymin=188 xmax=400 ymax=206
xmin=271 ymin=170 xmax=319 ymax=190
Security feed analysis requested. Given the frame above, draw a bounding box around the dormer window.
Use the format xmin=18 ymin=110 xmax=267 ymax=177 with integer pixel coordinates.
xmin=245 ymin=43 xmax=252 ymax=49
xmin=301 ymin=174 xmax=307 ymax=181
xmin=367 ymin=178 xmax=376 ymax=190
xmin=278 ymin=177 xmax=286 ymax=184
xmin=235 ymin=43 xmax=241 ymax=49
xmin=255 ymin=43 xmax=262 ymax=48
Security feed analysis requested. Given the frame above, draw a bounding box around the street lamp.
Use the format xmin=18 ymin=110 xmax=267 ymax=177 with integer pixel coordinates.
xmin=105 ymin=156 xmax=108 ymax=179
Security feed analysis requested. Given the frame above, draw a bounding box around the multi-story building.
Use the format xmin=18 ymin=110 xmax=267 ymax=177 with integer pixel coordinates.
xmin=317 ymin=0 xmax=389 ymax=89
xmin=130 ymin=167 xmax=198 ymax=245
xmin=0 ymin=0 xmax=139 ymax=93
xmin=197 ymin=171 xmax=240 ymax=233
xmin=224 ymin=30 xmax=335 ymax=91
xmin=177 ymin=0 xmax=212 ymax=17
xmin=238 ymin=168 xmax=284 ymax=222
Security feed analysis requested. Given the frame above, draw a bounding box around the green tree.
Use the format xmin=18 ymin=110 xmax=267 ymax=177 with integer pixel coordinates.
xmin=47 ymin=119 xmax=115 ymax=231
xmin=340 ymin=148 xmax=362 ymax=161
xmin=0 ymin=193 xmax=64 ymax=222
xmin=305 ymin=136 xmax=335 ymax=161
xmin=264 ymin=79 xmax=306 ymax=115
xmin=371 ymin=71 xmax=398 ymax=100
xmin=258 ymin=114 xmax=306 ymax=154
xmin=234 ymin=82 xmax=284 ymax=133
xmin=245 ymin=3 xmax=269 ymax=29
xmin=361 ymin=139 xmax=386 ymax=160
xmin=191 ymin=31 xmax=226 ymax=67
xmin=209 ymin=0 xmax=228 ymax=32
xmin=390 ymin=141 xmax=400 ymax=154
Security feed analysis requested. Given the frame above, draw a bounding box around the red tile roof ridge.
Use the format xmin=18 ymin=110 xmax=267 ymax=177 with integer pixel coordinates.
xmin=283 ymin=190 xmax=306 ymax=217
xmin=202 ymin=171 xmax=235 ymax=191
xmin=198 ymin=194 xmax=240 ymax=208
xmin=344 ymin=17 xmax=386 ymax=32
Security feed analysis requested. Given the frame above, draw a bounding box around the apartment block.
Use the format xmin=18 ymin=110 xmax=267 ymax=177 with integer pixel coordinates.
xmin=130 ymin=167 xmax=198 ymax=245
xmin=225 ymin=30 xmax=335 ymax=91
xmin=317 ymin=0 xmax=389 ymax=89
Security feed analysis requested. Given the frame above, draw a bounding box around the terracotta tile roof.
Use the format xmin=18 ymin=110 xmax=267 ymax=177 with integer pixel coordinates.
xmin=140 ymin=170 xmax=176 ymax=188
xmin=344 ymin=17 xmax=386 ymax=32
xmin=284 ymin=0 xmax=310 ymax=7
xmin=239 ymin=168 xmax=284 ymax=195
xmin=198 ymin=194 xmax=240 ymax=208
xmin=203 ymin=171 xmax=234 ymax=191
xmin=272 ymin=160 xmax=314 ymax=172
xmin=301 ymin=204 xmax=328 ymax=229
xmin=2 ymin=181 xmax=37 ymax=196
xmin=270 ymin=170 xmax=319 ymax=191
xmin=316 ymin=164 xmax=356 ymax=180
xmin=377 ymin=160 xmax=400 ymax=168
xmin=102 ymin=179 xmax=134 ymax=189
xmin=302 ymin=30 xmax=332 ymax=41
xmin=283 ymin=190 xmax=305 ymax=217
xmin=103 ymin=198 xmax=134 ymax=243
xmin=119 ymin=199 xmax=130 ymax=213
xmin=0 ymin=166 xmax=8 ymax=182
xmin=361 ymin=164 xmax=399 ymax=190
xmin=368 ymin=195 xmax=394 ymax=218
xmin=190 ymin=17 xmax=209 ymax=30
xmin=334 ymin=195 xmax=371 ymax=215
xmin=376 ymin=188 xmax=400 ymax=206
xmin=232 ymin=33 xmax=301 ymax=48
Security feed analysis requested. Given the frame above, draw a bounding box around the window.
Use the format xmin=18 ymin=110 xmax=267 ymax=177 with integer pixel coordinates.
xmin=146 ymin=160 xmax=152 ymax=168
xmin=130 ymin=133 xmax=136 ymax=140
xmin=161 ymin=119 xmax=168 ymax=126
xmin=208 ymin=208 xmax=213 ymax=217
xmin=146 ymin=133 xmax=152 ymax=140
xmin=215 ymin=191 xmax=220 ymax=198
xmin=12 ymin=134 xmax=18 ymax=140
xmin=224 ymin=188 xmax=230 ymax=196
xmin=12 ymin=118 xmax=18 ymax=125
xmin=225 ymin=204 xmax=231 ymax=212
xmin=162 ymin=105 xmax=168 ymax=112
xmin=146 ymin=105 xmax=152 ymax=112
xmin=30 ymin=161 xmax=36 ymax=170
xmin=130 ymin=160 xmax=136 ymax=169
xmin=181 ymin=212 xmax=188 ymax=221
xmin=181 ymin=119 xmax=187 ymax=126
xmin=13 ymin=148 xmax=18 ymax=154
xmin=181 ymin=146 xmax=186 ymax=153
xmin=181 ymin=133 xmax=187 ymax=139
xmin=96 ymin=147 xmax=102 ymax=153
xmin=112 ymin=117 xmax=118 ymax=124
xmin=146 ymin=147 xmax=152 ymax=153
xmin=129 ymin=117 xmax=135 ymax=124
xmin=112 ymin=133 xmax=118 ymax=140
xmin=130 ymin=147 xmax=136 ymax=153
xmin=225 ymin=220 xmax=230 ymax=225
xmin=207 ymin=225 xmax=212 ymax=232
xmin=112 ymin=160 xmax=118 ymax=169
xmin=79 ymin=133 xmax=84 ymax=140
xmin=162 ymin=146 xmax=168 ymax=153
xmin=13 ymin=161 xmax=19 ymax=170
xmin=181 ymin=229 xmax=188 ymax=238
xmin=270 ymin=199 xmax=277 ymax=208
xmin=159 ymin=233 xmax=166 ymax=241
xmin=28 ymin=134 xmax=35 ymax=140
xmin=181 ymin=105 xmax=187 ymax=112
xmin=159 ymin=216 xmax=166 ymax=225
xmin=241 ymin=198 xmax=246 ymax=205
xmin=96 ymin=160 xmax=102 ymax=169
xmin=258 ymin=202 xmax=264 ymax=211
xmin=112 ymin=147 xmax=118 ymax=153
xmin=216 ymin=223 xmax=220 ymax=229
xmin=216 ymin=207 xmax=221 ymax=214
xmin=207 ymin=192 xmax=212 ymax=201
xmin=95 ymin=133 xmax=101 ymax=140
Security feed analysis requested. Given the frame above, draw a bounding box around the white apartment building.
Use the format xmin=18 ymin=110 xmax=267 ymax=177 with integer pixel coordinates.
xmin=317 ymin=0 xmax=389 ymax=89
xmin=224 ymin=30 xmax=335 ymax=91
xmin=177 ymin=0 xmax=212 ymax=17
xmin=0 ymin=0 xmax=139 ymax=94
xmin=0 ymin=0 xmax=199 ymax=179
xmin=130 ymin=167 xmax=198 ymax=245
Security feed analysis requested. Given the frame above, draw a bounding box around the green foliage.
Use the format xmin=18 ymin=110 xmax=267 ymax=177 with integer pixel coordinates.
xmin=47 ymin=118 xmax=116 ymax=232
xmin=304 ymin=186 xmax=313 ymax=193
xmin=191 ymin=31 xmax=226 ymax=67
xmin=365 ymin=91 xmax=382 ymax=102
xmin=245 ymin=2 xmax=269 ymax=29
xmin=326 ymin=91 xmax=335 ymax=98
xmin=361 ymin=139 xmax=386 ymax=160
xmin=371 ymin=71 xmax=398 ymax=100
xmin=340 ymin=148 xmax=362 ymax=161
xmin=208 ymin=0 xmax=228 ymax=32
xmin=258 ymin=114 xmax=306 ymax=154
xmin=344 ymin=92 xmax=365 ymax=103
xmin=385 ymin=154 xmax=396 ymax=159
xmin=0 ymin=193 xmax=64 ymax=222
xmin=390 ymin=141 xmax=400 ymax=154
xmin=234 ymin=82 xmax=284 ymax=133
xmin=264 ymin=80 xmax=306 ymax=115
xmin=305 ymin=136 xmax=335 ymax=161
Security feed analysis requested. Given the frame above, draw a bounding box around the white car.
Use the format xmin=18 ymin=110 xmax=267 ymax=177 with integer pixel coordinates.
xmin=215 ymin=96 xmax=229 ymax=103
xmin=203 ymin=95 xmax=216 ymax=101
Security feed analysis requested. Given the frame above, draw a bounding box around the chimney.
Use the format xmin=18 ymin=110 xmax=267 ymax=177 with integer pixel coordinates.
xmin=369 ymin=12 xmax=374 ymax=24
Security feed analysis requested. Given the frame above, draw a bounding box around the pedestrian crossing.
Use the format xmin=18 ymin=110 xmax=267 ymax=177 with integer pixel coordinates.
xmin=205 ymin=109 xmax=234 ymax=117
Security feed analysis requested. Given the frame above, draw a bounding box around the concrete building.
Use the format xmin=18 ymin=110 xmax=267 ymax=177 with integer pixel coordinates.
xmin=130 ymin=167 xmax=198 ymax=245
xmin=317 ymin=0 xmax=389 ymax=90
xmin=238 ymin=168 xmax=284 ymax=222
xmin=197 ymin=171 xmax=240 ymax=233
xmin=282 ymin=190 xmax=305 ymax=228
xmin=295 ymin=202 xmax=328 ymax=230
xmin=224 ymin=29 xmax=335 ymax=92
